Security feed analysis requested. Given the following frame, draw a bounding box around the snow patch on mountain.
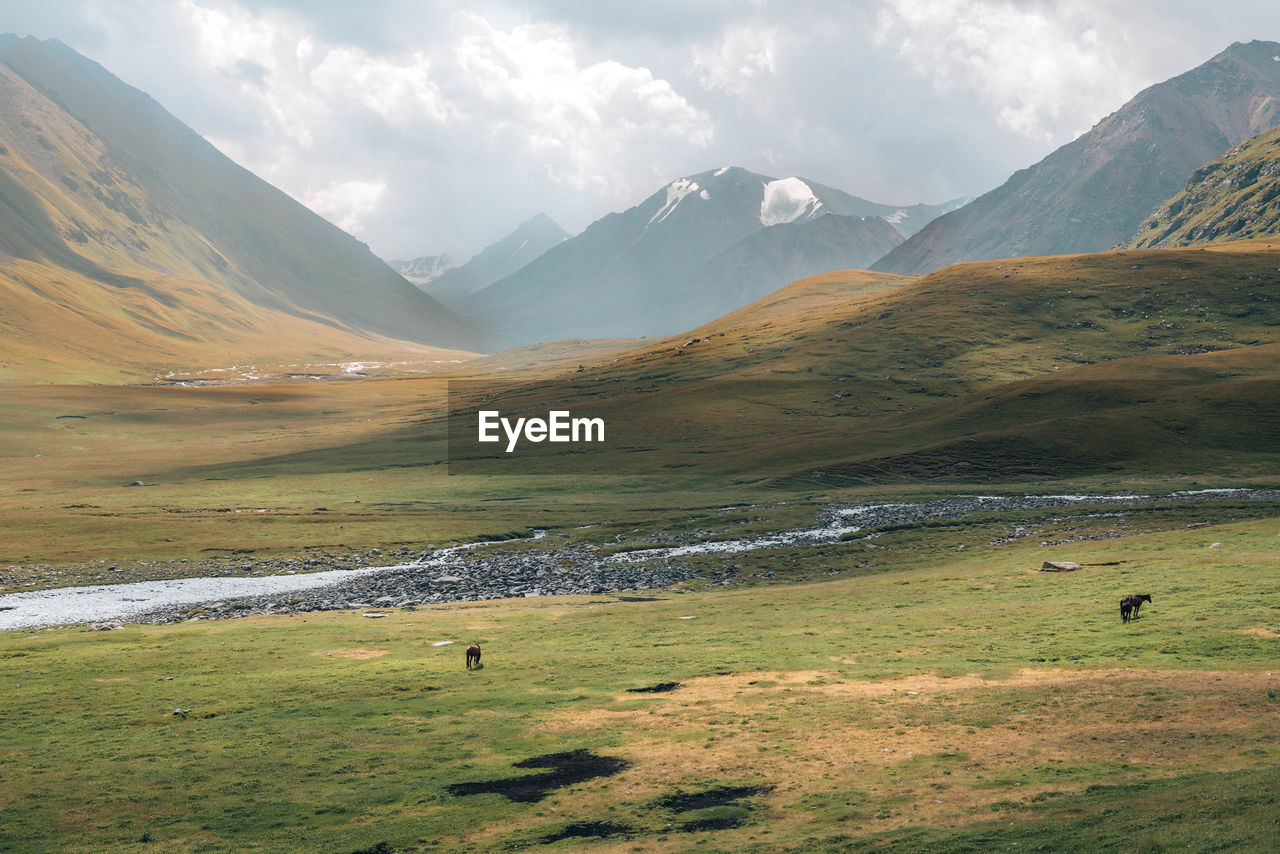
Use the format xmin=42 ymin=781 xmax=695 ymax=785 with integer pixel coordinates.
xmin=648 ymin=178 xmax=703 ymax=227
xmin=760 ymin=177 xmax=823 ymax=226
xmin=714 ymin=166 xmax=731 ymax=177
xmin=390 ymin=254 xmax=453 ymax=285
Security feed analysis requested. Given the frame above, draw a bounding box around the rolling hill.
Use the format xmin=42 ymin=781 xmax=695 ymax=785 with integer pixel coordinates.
xmin=456 ymin=166 xmax=963 ymax=343
xmin=873 ymin=40 xmax=1280 ymax=275
xmin=447 ymin=240 xmax=1280 ymax=481
xmin=1126 ymin=121 xmax=1280 ymax=248
xmin=0 ymin=35 xmax=486 ymax=381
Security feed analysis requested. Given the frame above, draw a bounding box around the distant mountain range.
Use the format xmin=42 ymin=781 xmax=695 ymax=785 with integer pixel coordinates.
xmin=454 ymin=166 xmax=965 ymax=342
xmin=1126 ymin=120 xmax=1280 ymax=248
xmin=389 ymin=253 xmax=453 ymax=286
xmin=0 ymin=35 xmax=487 ymax=380
xmin=419 ymin=213 xmax=570 ymax=302
xmin=874 ymin=40 xmax=1280 ymax=274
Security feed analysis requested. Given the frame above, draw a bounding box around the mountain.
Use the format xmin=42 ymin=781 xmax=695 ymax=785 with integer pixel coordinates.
xmin=672 ymin=213 xmax=905 ymax=325
xmin=389 ymin=253 xmax=453 ymax=286
xmin=423 ymin=213 xmax=569 ymax=301
xmin=1126 ymin=121 xmax=1280 ymax=248
xmin=873 ymin=40 xmax=1280 ymax=275
xmin=0 ymin=35 xmax=486 ymax=380
xmin=457 ymin=166 xmax=960 ymax=342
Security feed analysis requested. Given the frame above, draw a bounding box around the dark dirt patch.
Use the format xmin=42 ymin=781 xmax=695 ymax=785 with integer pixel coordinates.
xmin=617 ymin=595 xmax=666 ymax=602
xmin=627 ymin=682 xmax=682 ymax=694
xmin=655 ymin=784 xmax=771 ymax=812
xmin=539 ymin=820 xmax=634 ymax=843
xmin=446 ymin=749 xmax=630 ymax=803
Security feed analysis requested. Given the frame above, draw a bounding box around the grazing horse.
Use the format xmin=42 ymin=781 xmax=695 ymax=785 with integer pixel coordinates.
xmin=1120 ymin=597 xmax=1134 ymax=623
xmin=465 ymin=643 xmax=482 ymax=669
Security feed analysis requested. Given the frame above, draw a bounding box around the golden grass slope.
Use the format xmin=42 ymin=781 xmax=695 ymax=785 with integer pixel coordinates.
xmin=0 ymin=258 xmax=470 ymax=384
xmin=445 ymin=243 xmax=1280 ymax=481
xmin=570 ymin=244 xmax=1279 ymax=397
xmin=0 ymin=44 xmax=477 ymax=382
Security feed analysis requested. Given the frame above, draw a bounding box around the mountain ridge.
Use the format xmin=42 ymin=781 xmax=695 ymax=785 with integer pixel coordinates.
xmin=873 ymin=40 xmax=1280 ymax=274
xmin=457 ymin=166 xmax=958 ymax=342
xmin=0 ymin=34 xmax=488 ymax=375
xmin=423 ymin=212 xmax=570 ymax=301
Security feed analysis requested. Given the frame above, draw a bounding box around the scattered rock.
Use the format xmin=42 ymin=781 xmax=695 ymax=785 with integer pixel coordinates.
xmin=125 ymin=481 xmax=145 ymax=487
xmin=1040 ymin=561 xmax=1081 ymax=572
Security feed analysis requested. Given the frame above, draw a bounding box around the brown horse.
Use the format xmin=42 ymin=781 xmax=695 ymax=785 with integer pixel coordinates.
xmin=465 ymin=643 xmax=482 ymax=669
xmin=1120 ymin=593 xmax=1152 ymax=623
xmin=1126 ymin=593 xmax=1152 ymax=617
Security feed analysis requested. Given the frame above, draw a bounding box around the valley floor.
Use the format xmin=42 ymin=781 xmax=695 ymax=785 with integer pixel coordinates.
xmin=2 ymin=491 xmax=1279 ymax=852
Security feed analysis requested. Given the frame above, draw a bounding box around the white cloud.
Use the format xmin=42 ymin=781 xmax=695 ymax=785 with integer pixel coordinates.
xmin=309 ymin=47 xmax=451 ymax=127
xmin=448 ymin=12 xmax=712 ymax=193
xmin=875 ymin=0 xmax=1143 ymax=142
xmin=168 ymin=2 xmax=712 ymax=236
xmin=302 ymin=179 xmax=387 ymax=234
xmin=689 ymin=23 xmax=779 ymax=99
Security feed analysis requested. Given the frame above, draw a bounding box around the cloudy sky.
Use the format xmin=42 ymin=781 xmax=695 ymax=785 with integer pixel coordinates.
xmin=8 ymin=1 xmax=1280 ymax=261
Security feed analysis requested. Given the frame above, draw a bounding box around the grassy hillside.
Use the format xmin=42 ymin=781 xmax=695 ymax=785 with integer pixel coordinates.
xmin=444 ymin=241 xmax=1280 ymax=481
xmin=0 ymin=36 xmax=485 ymax=381
xmin=1127 ymin=122 xmax=1280 ymax=248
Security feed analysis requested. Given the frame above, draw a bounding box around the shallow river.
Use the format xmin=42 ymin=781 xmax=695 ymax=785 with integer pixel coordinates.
xmin=0 ymin=489 xmax=1268 ymax=630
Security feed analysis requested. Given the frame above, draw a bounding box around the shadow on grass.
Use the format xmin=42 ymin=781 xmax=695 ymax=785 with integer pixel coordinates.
xmin=446 ymin=749 xmax=630 ymax=803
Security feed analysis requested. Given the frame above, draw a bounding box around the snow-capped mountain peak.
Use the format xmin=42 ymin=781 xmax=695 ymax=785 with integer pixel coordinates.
xmin=760 ymin=177 xmax=824 ymax=226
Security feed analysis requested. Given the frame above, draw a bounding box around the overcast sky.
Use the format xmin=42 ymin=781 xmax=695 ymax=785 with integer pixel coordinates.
xmin=8 ymin=1 xmax=1280 ymax=261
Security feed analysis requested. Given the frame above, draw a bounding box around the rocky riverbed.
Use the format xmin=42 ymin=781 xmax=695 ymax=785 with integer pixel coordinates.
xmin=3 ymin=488 xmax=1277 ymax=630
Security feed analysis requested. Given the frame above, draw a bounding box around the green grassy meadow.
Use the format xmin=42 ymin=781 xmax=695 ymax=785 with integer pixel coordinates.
xmin=3 ymin=506 xmax=1279 ymax=852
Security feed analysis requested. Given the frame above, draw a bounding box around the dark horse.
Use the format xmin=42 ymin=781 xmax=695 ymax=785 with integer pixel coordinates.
xmin=1120 ymin=593 xmax=1152 ymax=623
xmin=465 ymin=643 xmax=482 ymax=669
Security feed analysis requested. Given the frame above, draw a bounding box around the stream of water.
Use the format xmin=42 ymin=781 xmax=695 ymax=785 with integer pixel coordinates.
xmin=0 ymin=489 xmax=1268 ymax=630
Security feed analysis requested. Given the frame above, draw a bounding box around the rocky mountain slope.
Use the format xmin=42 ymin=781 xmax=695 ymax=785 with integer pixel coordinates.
xmin=1126 ymin=121 xmax=1280 ymax=247
xmin=873 ymin=40 xmax=1280 ymax=274
xmin=458 ymin=166 xmax=960 ymax=342
xmin=0 ymin=35 xmax=486 ymax=380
